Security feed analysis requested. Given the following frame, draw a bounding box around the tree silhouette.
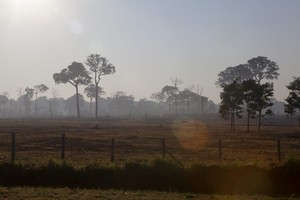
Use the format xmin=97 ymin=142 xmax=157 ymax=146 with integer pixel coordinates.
xmin=49 ymin=88 xmax=59 ymax=119
xmin=247 ymin=56 xmax=280 ymax=85
xmin=16 ymin=88 xmax=24 ymax=116
xmin=33 ymin=84 xmax=49 ymax=115
xmin=241 ymin=80 xmax=258 ymax=132
xmin=254 ymin=82 xmax=274 ymax=131
xmin=178 ymin=89 xmax=197 ymax=114
xmin=0 ymin=93 xmax=9 ymax=117
xmin=86 ymin=54 xmax=116 ymax=118
xmin=150 ymin=91 xmax=166 ymax=115
xmin=219 ymin=80 xmax=243 ymax=132
xmin=216 ymin=57 xmax=280 ymax=87
xmin=216 ymin=64 xmax=252 ymax=88
xmin=53 ymin=62 xmax=91 ymax=118
xmin=84 ymin=84 xmax=105 ymax=117
xmin=111 ymin=91 xmax=127 ymax=116
xmin=285 ymin=77 xmax=300 ymax=127
xmin=191 ymin=84 xmax=205 ymax=114
xmin=171 ymin=77 xmax=182 ymax=116
xmin=24 ymin=87 xmax=34 ymax=116
xmin=161 ymin=85 xmax=177 ymax=115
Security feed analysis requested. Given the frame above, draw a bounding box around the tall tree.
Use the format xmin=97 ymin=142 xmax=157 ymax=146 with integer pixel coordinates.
xmin=0 ymin=93 xmax=9 ymax=117
xmin=86 ymin=54 xmax=116 ymax=118
xmin=84 ymin=84 xmax=105 ymax=117
xmin=53 ymin=62 xmax=91 ymax=118
xmin=241 ymin=80 xmax=258 ymax=132
xmin=285 ymin=77 xmax=300 ymax=127
xmin=16 ymin=88 xmax=24 ymax=116
xmin=161 ymin=85 xmax=177 ymax=115
xmin=109 ymin=91 xmax=134 ymax=116
xmin=191 ymin=84 xmax=204 ymax=114
xmin=254 ymin=82 xmax=274 ymax=131
xmin=49 ymin=88 xmax=59 ymax=119
xmin=150 ymin=91 xmax=166 ymax=115
xmin=247 ymin=56 xmax=280 ymax=85
xmin=178 ymin=89 xmax=196 ymax=114
xmin=24 ymin=87 xmax=34 ymax=116
xmin=216 ymin=64 xmax=252 ymax=88
xmin=171 ymin=77 xmax=182 ymax=116
xmin=33 ymin=84 xmax=49 ymax=115
xmin=219 ymin=80 xmax=243 ymax=132
xmin=216 ymin=57 xmax=280 ymax=87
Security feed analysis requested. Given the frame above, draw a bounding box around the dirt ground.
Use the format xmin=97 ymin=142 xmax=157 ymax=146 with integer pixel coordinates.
xmin=0 ymin=118 xmax=299 ymax=167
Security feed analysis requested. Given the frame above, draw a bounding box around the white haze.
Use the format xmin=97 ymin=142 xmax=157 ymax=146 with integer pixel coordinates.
xmin=0 ymin=0 xmax=299 ymax=103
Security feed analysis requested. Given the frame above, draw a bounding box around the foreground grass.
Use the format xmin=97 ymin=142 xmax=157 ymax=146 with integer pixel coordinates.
xmin=0 ymin=158 xmax=300 ymax=196
xmin=0 ymin=187 xmax=298 ymax=200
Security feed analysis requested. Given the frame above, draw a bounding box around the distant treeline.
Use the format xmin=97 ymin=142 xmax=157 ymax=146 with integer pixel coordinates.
xmin=0 ymin=92 xmax=219 ymax=118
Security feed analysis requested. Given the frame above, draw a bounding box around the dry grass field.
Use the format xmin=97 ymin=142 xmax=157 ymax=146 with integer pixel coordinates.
xmin=0 ymin=187 xmax=298 ymax=200
xmin=0 ymin=118 xmax=299 ymax=167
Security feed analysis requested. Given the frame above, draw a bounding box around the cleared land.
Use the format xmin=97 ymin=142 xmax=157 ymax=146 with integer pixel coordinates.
xmin=0 ymin=118 xmax=299 ymax=198
xmin=0 ymin=187 xmax=298 ymax=200
xmin=0 ymin=118 xmax=299 ymax=167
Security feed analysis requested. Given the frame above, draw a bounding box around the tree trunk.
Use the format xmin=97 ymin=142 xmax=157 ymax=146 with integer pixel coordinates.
xmin=75 ymin=86 xmax=80 ymax=119
xmin=35 ymin=93 xmax=37 ymax=116
xmin=231 ymin=116 xmax=233 ymax=131
xmin=199 ymin=99 xmax=201 ymax=114
xmin=98 ymin=96 xmax=101 ymax=117
xmin=298 ymin=117 xmax=300 ymax=127
xmin=258 ymin=110 xmax=262 ymax=132
xmin=201 ymin=98 xmax=204 ymax=113
xmin=95 ymin=84 xmax=98 ymax=118
xmin=90 ymin=98 xmax=92 ymax=117
xmin=49 ymin=100 xmax=53 ymax=120
xmin=247 ymin=111 xmax=250 ymax=132
xmin=2 ymin=104 xmax=5 ymax=117
xmin=175 ymin=96 xmax=178 ymax=116
xmin=10 ymin=100 xmax=13 ymax=117
xmin=231 ymin=112 xmax=234 ymax=132
xmin=233 ymin=115 xmax=235 ymax=132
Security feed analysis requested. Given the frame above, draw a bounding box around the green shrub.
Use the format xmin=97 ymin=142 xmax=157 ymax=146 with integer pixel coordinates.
xmin=0 ymin=158 xmax=299 ymax=195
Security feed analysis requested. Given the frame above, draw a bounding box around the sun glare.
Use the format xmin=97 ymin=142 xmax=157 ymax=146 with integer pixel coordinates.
xmin=173 ymin=120 xmax=210 ymax=151
xmin=14 ymin=0 xmax=42 ymax=9
xmin=9 ymin=0 xmax=55 ymax=18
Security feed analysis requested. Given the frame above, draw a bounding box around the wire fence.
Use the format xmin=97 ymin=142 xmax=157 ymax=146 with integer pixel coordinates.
xmin=1 ymin=132 xmax=300 ymax=166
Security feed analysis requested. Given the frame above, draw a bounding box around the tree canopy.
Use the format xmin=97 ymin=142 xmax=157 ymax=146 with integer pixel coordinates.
xmin=216 ymin=56 xmax=280 ymax=87
xmin=247 ymin=56 xmax=280 ymax=85
xmin=33 ymin=84 xmax=49 ymax=115
xmin=53 ymin=62 xmax=91 ymax=87
xmin=285 ymin=77 xmax=300 ymax=126
xmin=84 ymin=84 xmax=105 ymax=100
xmin=253 ymin=82 xmax=274 ymax=131
xmin=86 ymin=54 xmax=116 ymax=118
xmin=53 ymin=62 xmax=91 ymax=118
xmin=216 ymin=64 xmax=252 ymax=87
xmin=241 ymin=79 xmax=258 ymax=132
xmin=219 ymin=80 xmax=244 ymax=131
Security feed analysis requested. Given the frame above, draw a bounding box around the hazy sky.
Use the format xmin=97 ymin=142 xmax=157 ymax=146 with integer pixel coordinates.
xmin=0 ymin=0 xmax=299 ymax=103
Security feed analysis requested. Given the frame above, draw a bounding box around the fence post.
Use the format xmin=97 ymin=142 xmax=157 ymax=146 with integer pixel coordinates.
xmin=218 ymin=139 xmax=222 ymax=159
xmin=111 ymin=138 xmax=115 ymax=163
xmin=11 ymin=133 xmax=16 ymax=162
xmin=277 ymin=140 xmax=281 ymax=162
xmin=61 ymin=134 xmax=65 ymax=159
xmin=162 ymin=138 xmax=166 ymax=159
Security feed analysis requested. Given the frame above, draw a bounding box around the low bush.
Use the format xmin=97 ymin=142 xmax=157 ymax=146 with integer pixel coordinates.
xmin=0 ymin=158 xmax=299 ymax=195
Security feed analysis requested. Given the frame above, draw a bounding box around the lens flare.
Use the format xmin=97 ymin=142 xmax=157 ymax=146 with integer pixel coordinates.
xmin=173 ymin=120 xmax=209 ymax=151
